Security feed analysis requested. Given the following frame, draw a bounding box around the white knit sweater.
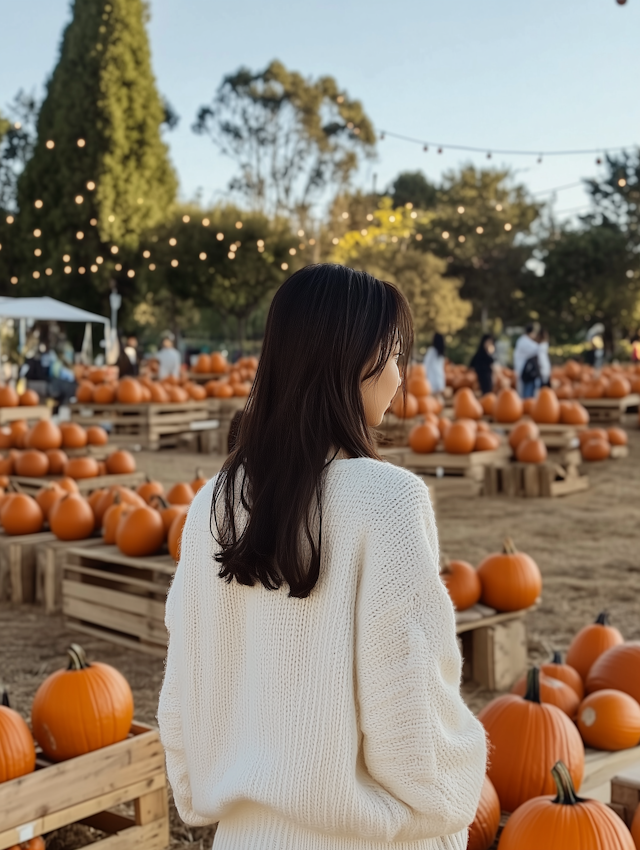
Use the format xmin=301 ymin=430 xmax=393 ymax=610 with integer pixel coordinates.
xmin=158 ymin=459 xmax=486 ymax=849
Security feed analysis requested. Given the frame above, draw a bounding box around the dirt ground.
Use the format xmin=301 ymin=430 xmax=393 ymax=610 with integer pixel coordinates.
xmin=1 ymin=424 xmax=639 ymax=848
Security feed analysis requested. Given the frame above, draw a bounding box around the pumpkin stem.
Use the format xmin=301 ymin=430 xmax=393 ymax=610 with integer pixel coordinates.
xmin=502 ymin=537 xmax=518 ymax=554
xmin=1 ymin=687 xmax=9 ymax=707
xmin=551 ymin=650 xmax=563 ymax=664
xmin=150 ymin=493 xmax=170 ymax=509
xmin=67 ymin=644 xmax=90 ymax=670
xmin=595 ymin=611 xmax=609 ymax=626
xmin=551 ymin=761 xmax=583 ymax=806
xmin=523 ymin=667 xmax=541 ymax=704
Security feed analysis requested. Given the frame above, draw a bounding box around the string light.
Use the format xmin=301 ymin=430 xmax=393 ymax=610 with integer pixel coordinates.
xmin=33 ymin=271 xmax=40 ymax=279
xmin=331 ymin=237 xmax=339 ymax=245
xmin=34 ymin=200 xmax=43 ymax=209
xmin=391 ymin=236 xmax=398 ymax=243
xmin=169 ymin=238 xmax=177 ymax=246
xmin=360 ymin=228 xmax=368 ymax=236
xmin=309 ymin=238 xmax=316 ymax=245
xmin=6 ymin=216 xmax=14 ymax=224
xmin=410 ymin=211 xmax=418 ymax=219
xmin=182 ymin=215 xmax=190 ymax=223
xmin=91 ymin=264 xmax=98 ymax=272
xmin=216 ymin=232 xmax=224 ymax=241
xmin=366 ymin=214 xmax=373 ymax=222
xmin=34 ymin=249 xmax=42 ymax=257
xmin=258 ymin=246 xmax=264 ymax=253
xmin=415 ymin=233 xmax=423 ymax=241
xmin=227 ymin=252 xmax=235 ymax=259
xmin=108 ymin=215 xmax=115 ymax=222
xmin=149 ymin=263 xmax=156 ymax=270
xmin=115 ymin=263 xmax=122 ymax=270
xmin=442 ymin=231 xmax=450 ymax=239
xmin=87 ymin=181 xmax=96 ymax=190
xmin=171 ymin=259 xmax=178 ymax=267
xmin=281 ymin=262 xmax=289 ymax=270
xmin=458 ymin=235 xmax=466 ymax=242
xmin=45 ymin=140 xmax=55 ymax=149
xmin=90 ymin=218 xmax=97 ymax=225
xmin=457 ymin=206 xmax=465 ymax=214
xmin=389 ymin=215 xmax=396 ymax=222
xmin=111 ymin=246 xmax=118 ymax=254
xmin=618 ymin=178 xmax=627 ymax=187
xmin=495 ymin=204 xmax=503 ymax=211
xmin=235 ymin=221 xmax=243 ymax=229
xmin=137 ymin=198 xmax=144 ymax=205
xmin=199 ymin=252 xmax=207 ymax=260
xmin=76 ymin=231 xmax=84 ymax=240
xmin=257 ymin=239 xmax=265 ymax=247
xmin=33 ymin=229 xmax=41 ymax=237
xmin=504 ymin=223 xmax=512 ymax=231
xmin=127 ymin=269 xmax=135 ymax=278
xmin=341 ymin=212 xmax=349 ymax=219
xmin=10 ymin=277 xmax=18 ymax=284
xmin=77 ymin=139 xmax=86 ymax=147
xmin=63 ymin=254 xmax=70 ymax=262
xmin=202 ymin=218 xmax=210 ymax=226
xmin=143 ymin=250 xmax=151 ymax=258
xmin=476 ymin=226 xmax=484 ymax=234
xmin=75 ymin=195 xmax=84 ymax=204
xmin=96 ymin=256 xmax=104 ymax=264
xmin=64 ymin=266 xmax=72 ymax=274
xmin=297 ymin=229 xmax=304 ymax=237
xmin=45 ymin=268 xmax=52 ymax=276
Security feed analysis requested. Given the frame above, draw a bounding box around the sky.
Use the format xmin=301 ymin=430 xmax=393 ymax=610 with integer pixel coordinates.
xmin=2 ymin=0 xmax=639 ymax=221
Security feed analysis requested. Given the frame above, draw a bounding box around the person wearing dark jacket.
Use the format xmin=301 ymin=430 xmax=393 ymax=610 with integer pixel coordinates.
xmin=470 ymin=334 xmax=495 ymax=395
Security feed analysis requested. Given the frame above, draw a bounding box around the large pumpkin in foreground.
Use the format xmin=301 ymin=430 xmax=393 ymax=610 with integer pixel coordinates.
xmin=577 ymin=689 xmax=640 ymax=751
xmin=497 ymin=761 xmax=634 ymax=850
xmin=468 ymin=774 xmax=500 ymax=850
xmin=31 ymin=644 xmax=133 ymax=761
xmin=478 ymin=668 xmax=584 ymax=813
xmin=0 ymin=689 xmax=36 ymax=781
xmin=476 ymin=538 xmax=541 ymax=612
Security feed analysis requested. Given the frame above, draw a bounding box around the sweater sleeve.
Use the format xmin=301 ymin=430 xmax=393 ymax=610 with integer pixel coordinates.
xmin=356 ymin=472 xmax=487 ymax=840
xmin=157 ymin=488 xmax=215 ymax=827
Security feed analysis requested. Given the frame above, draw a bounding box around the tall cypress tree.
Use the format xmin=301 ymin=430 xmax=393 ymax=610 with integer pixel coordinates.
xmin=16 ymin=0 xmax=177 ymax=314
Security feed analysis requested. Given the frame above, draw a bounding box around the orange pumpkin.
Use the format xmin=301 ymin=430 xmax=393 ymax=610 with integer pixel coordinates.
xmin=63 ymin=457 xmax=100 ymax=479
xmin=389 ymin=392 xmax=419 ymax=419
xmin=193 ymin=353 xmax=211 ymax=373
xmin=578 ymin=427 xmax=608 ymax=447
xmin=1 ymin=494 xmax=44 ymax=535
xmin=559 ymin=401 xmax=589 ymax=426
xmin=116 ymin=377 xmax=144 ymax=404
xmin=516 ymin=437 xmax=548 ymax=464
xmin=0 ymin=688 xmax=36 ymax=782
xmin=564 ymin=359 xmax=582 ymax=380
xmin=476 ymin=538 xmax=541 ymax=612
xmin=116 ymin=505 xmax=165 ymax=556
xmin=191 ymin=469 xmax=208 ymax=494
xmin=474 ymin=431 xmax=500 ymax=451
xmin=149 ymin=382 xmax=170 ymax=402
xmin=61 ymin=423 xmax=88 ymax=449
xmin=453 ymin=387 xmax=483 ymax=420
xmin=166 ymin=481 xmax=195 ymax=505
xmin=18 ymin=389 xmax=40 ymax=406
xmin=478 ymin=669 xmax=585 ymax=813
xmin=168 ymin=511 xmax=188 ymax=561
xmin=27 ymin=420 xmax=62 ymax=451
xmin=508 ymin=420 xmax=539 ymax=450
xmin=58 ymin=476 xmax=80 ymax=494
xmin=136 ymin=477 xmax=165 ymax=504
xmin=511 ymin=667 xmax=581 ymax=718
xmin=632 ymin=800 xmax=640 ymax=849
xmin=605 ymin=375 xmax=631 ymax=398
xmin=531 ymin=387 xmax=560 ymax=424
xmin=440 ymin=559 xmax=481 ymax=611
xmin=497 ymin=760 xmax=633 ymax=850
xmin=10 ymin=420 xmax=28 ymax=449
xmin=167 ymin=385 xmax=189 ymax=403
xmin=467 ymin=775 xmax=501 ymax=850
xmin=408 ymin=422 xmax=440 ymax=454
xmin=565 ymin=612 xmax=624 ymax=683
xmin=0 ymin=454 xmax=13 ymax=476
xmin=93 ymin=383 xmax=116 ymax=404
xmin=151 ymin=494 xmax=188 ymax=533
xmin=607 ymin=427 xmax=628 ymax=446
xmin=15 ymin=449 xmax=50 ymax=477
xmin=75 ymin=381 xmax=95 ymax=403
xmin=46 ymin=448 xmax=69 ymax=475
xmin=35 ymin=483 xmax=65 ymax=520
xmin=581 ymin=437 xmax=610 ymax=461
xmin=186 ymin=382 xmax=207 ymax=401
xmin=105 ymin=450 xmax=136 ymax=475
xmin=480 ymin=393 xmax=496 ymax=416
xmin=49 ymin=493 xmax=95 ymax=540
xmin=31 ymin=644 xmax=133 ymax=761
xmin=94 ymin=486 xmax=145 ymax=527
xmin=443 ymin=419 xmax=476 ymax=454
xmin=0 ymin=385 xmax=19 ymax=407
xmin=102 ymin=499 xmax=133 ymax=545
xmin=86 ymin=425 xmax=109 ymax=445
xmin=494 ymin=389 xmax=523 ymax=423
xmin=577 ymin=689 xmax=640 ymax=751
xmin=209 ymin=352 xmax=229 ymax=374
xmin=586 ymin=642 xmax=640 ymax=704
xmin=407 ymin=376 xmax=431 ymax=397
xmin=542 ymin=652 xmax=584 ymax=700
xmin=0 ymin=428 xmax=12 ymax=449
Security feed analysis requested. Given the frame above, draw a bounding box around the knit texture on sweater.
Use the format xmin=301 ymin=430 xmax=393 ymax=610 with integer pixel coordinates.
xmin=158 ymin=458 xmax=487 ymax=849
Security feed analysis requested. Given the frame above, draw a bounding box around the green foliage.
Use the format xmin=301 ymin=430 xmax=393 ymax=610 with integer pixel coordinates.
xmin=418 ymin=166 xmax=543 ymax=322
xmin=522 ymin=223 xmax=640 ymax=346
xmin=135 ymin=205 xmax=299 ymax=349
xmin=391 ymin=171 xmax=437 ymax=210
xmin=194 ymin=60 xmax=376 ymax=222
xmin=584 ymin=150 xmax=640 ymax=240
xmin=332 ymin=199 xmax=471 ymax=345
xmin=14 ymin=0 xmax=177 ymax=310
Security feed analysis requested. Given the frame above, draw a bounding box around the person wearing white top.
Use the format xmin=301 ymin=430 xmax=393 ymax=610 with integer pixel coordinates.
xmin=158 ymin=265 xmax=486 ymax=850
xmin=155 ymin=335 xmax=182 ymax=380
xmin=537 ymin=328 xmax=551 ymax=386
xmin=423 ymin=332 xmax=446 ymax=394
xmin=513 ymin=324 xmax=540 ymax=398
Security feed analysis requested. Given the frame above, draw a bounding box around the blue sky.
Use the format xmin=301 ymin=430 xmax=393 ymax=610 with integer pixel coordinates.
xmin=2 ymin=0 xmax=639 ymax=220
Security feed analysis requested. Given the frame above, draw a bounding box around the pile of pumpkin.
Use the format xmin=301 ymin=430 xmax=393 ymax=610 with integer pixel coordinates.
xmin=468 ymin=613 xmax=640 ymax=849
xmin=0 ymin=386 xmax=43 ymax=407
xmin=201 ymin=355 xmax=257 ymax=399
xmin=76 ymin=373 xmax=209 ymax=404
xmin=445 ymin=362 xmax=516 ymax=393
xmin=0 ymin=420 xmax=135 ymax=479
xmin=552 ymin=359 xmax=640 ymax=400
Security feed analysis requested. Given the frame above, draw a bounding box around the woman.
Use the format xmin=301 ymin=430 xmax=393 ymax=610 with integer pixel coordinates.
xmin=470 ymin=334 xmax=495 ymax=395
xmin=158 ymin=264 xmax=486 ymax=850
xmin=537 ymin=328 xmax=551 ymax=387
xmin=423 ymin=332 xmax=446 ymax=395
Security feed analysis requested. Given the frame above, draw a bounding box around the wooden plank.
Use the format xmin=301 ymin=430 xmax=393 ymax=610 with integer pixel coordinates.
xmin=63 ymin=579 xmax=166 ymax=620
xmin=63 ymin=596 xmax=167 ymax=644
xmin=0 ymin=531 xmax=55 ymax=604
xmin=134 ymin=787 xmax=169 ymax=825
xmin=0 ymin=405 xmax=50 ymax=425
xmin=66 ymin=620 xmax=168 ymax=657
xmin=472 ymin=618 xmax=527 ymax=691
xmin=66 ymin=545 xmax=175 ymax=575
xmin=75 ymin=819 xmax=168 ymax=850
xmin=64 ymin=562 xmax=171 ymax=594
xmin=610 ymin=445 xmax=629 ymax=459
xmin=35 ymin=537 xmax=105 ymax=614
xmin=578 ymin=394 xmax=640 ymax=410
xmin=10 ymin=472 xmax=144 ymax=495
xmin=455 ymin=606 xmax=530 ymax=635
xmin=582 ymin=746 xmax=640 ymax=795
xmin=549 ymin=475 xmax=590 ymax=497
xmin=611 ymin=765 xmax=640 ymax=827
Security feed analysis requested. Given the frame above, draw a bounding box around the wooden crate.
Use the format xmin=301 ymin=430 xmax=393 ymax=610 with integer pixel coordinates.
xmin=69 ymin=401 xmax=212 ymax=450
xmin=577 ymin=394 xmax=640 ymax=423
xmin=62 ymin=544 xmax=175 ymax=656
xmin=484 ymin=459 xmax=589 ymax=498
xmin=582 ymin=746 xmax=640 ymax=804
xmin=35 ymin=536 xmax=107 ymax=614
xmin=457 ymin=603 xmax=533 ymax=691
xmin=0 ymin=405 xmax=50 ymax=425
xmin=0 ymin=722 xmax=168 ymax=850
xmin=10 ymin=471 xmax=145 ymax=496
xmin=381 ymin=445 xmax=511 ymax=486
xmin=492 ymin=421 xmax=585 ymax=447
xmin=610 ymin=763 xmax=640 ymax=825
xmin=375 ymin=414 xmax=417 ymax=448
xmin=0 ymin=530 xmax=55 ymax=604
xmin=203 ymin=397 xmax=246 ymax=454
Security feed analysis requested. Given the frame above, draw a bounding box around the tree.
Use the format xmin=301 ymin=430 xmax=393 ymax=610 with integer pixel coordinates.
xmin=391 ymin=171 xmax=437 ymax=210
xmin=14 ymin=0 xmax=177 ymax=313
xmin=584 ymin=150 xmax=640 ymax=238
xmin=193 ymin=61 xmax=376 ymax=224
xmin=332 ymin=199 xmax=471 ymax=346
xmin=135 ymin=205 xmax=299 ymax=350
xmin=417 ymin=166 xmax=542 ymax=325
xmin=0 ymin=92 xmax=39 ymax=212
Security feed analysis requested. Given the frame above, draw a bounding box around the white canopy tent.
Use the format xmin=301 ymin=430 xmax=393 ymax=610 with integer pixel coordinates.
xmin=0 ymin=296 xmax=112 ymax=363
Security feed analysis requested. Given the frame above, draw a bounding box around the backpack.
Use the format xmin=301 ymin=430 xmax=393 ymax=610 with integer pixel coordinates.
xmin=521 ymin=354 xmax=540 ymax=384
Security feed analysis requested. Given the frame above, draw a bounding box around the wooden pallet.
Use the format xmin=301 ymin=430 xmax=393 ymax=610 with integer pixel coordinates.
xmin=484 ymin=460 xmax=589 ymax=498
xmin=381 ymin=445 xmax=511 ymax=481
xmin=10 ymin=471 xmax=145 ymax=495
xmin=62 ymin=544 xmax=175 ymax=656
xmin=610 ymin=763 xmax=640 ymax=825
xmin=0 ymin=530 xmax=55 ymax=603
xmin=187 ymin=371 xmax=225 ymax=383
xmin=577 ymin=394 xmax=640 ymax=423
xmin=202 ymin=397 xmax=247 ymax=454
xmin=35 ymin=536 xmax=107 ymax=614
xmin=492 ymin=421 xmax=585 ymax=447
xmin=375 ymin=414 xmax=417 ymax=448
xmin=0 ymin=404 xmax=50 ymax=425
xmin=457 ymin=603 xmax=533 ymax=691
xmin=0 ymin=721 xmax=168 ymax=850
xmin=583 ymin=746 xmax=640 ymax=803
xmin=69 ymin=401 xmax=213 ymax=450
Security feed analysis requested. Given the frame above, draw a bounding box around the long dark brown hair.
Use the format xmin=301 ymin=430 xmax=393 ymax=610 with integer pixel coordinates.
xmin=211 ymin=263 xmax=413 ymax=598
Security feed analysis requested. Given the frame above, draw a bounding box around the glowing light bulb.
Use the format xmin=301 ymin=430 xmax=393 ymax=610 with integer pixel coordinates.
xmin=91 ymin=264 xmax=98 ymax=273
xmin=199 ymin=252 xmax=207 ymax=260
xmin=202 ymin=218 xmax=210 ymax=226
xmin=10 ymin=276 xmax=18 ymax=284
xmin=111 ymin=246 xmax=118 ymax=254
xmin=64 ymin=266 xmax=72 ymax=274
xmin=410 ymin=211 xmax=417 ymax=219
xmin=46 ymin=140 xmax=55 ymax=149
xmin=33 ymin=229 xmax=41 ymax=237
xmin=149 ymin=263 xmax=156 ymax=271
xmin=108 ymin=215 xmax=115 ymax=222
xmin=458 ymin=235 xmax=466 ymax=243
xmin=289 ymin=248 xmax=296 ymax=255
xmin=90 ymin=218 xmax=97 ymax=226
xmin=297 ymin=229 xmax=305 ymax=237
xmin=457 ymin=206 xmax=465 ymax=214
xmin=77 ymin=139 xmax=86 ymax=147
xmin=183 ymin=215 xmax=190 ymax=223
xmin=618 ymin=178 xmax=627 ymax=187
xmin=87 ymin=181 xmax=96 ymax=190
xmin=76 ymin=231 xmax=84 ymax=240
xmin=415 ymin=233 xmax=423 ymax=241
xmin=79 ymin=267 xmax=86 ymax=274
xmin=257 ymin=239 xmax=265 ymax=247
xmin=63 ymin=254 xmax=70 ymax=262
xmin=6 ymin=216 xmax=14 ymax=224
xmin=496 ymin=204 xmax=503 ymax=212
xmin=281 ymin=262 xmax=289 ymax=270
xmin=171 ymin=259 xmax=178 ymax=267
xmin=216 ymin=232 xmax=224 ymax=241
xmin=45 ymin=268 xmax=52 ymax=276
xmin=115 ymin=263 xmax=122 ymax=271
xmin=389 ymin=215 xmax=395 ymax=222
xmin=366 ymin=214 xmax=373 ymax=222
xmin=34 ymin=200 xmax=43 ymax=209
xmin=309 ymin=238 xmax=316 ymax=245
xmin=143 ymin=250 xmax=151 ymax=258
xmin=442 ymin=231 xmax=450 ymax=239
xmin=96 ymin=256 xmax=104 ymax=264
xmin=235 ymin=221 xmax=243 ymax=229
xmin=341 ymin=212 xmax=349 ymax=219
xmin=34 ymin=249 xmax=42 ymax=257
xmin=228 ymin=252 xmax=235 ymax=260
xmin=332 ymin=237 xmax=339 ymax=245
xmin=361 ymin=229 xmax=368 ymax=236
xmin=169 ymin=238 xmax=177 ymax=246
xmin=33 ymin=271 xmax=40 ymax=279
xmin=476 ymin=226 xmax=484 ymax=234
xmin=75 ymin=195 xmax=84 ymax=204
xmin=127 ymin=269 xmax=135 ymax=278
xmin=504 ymin=223 xmax=512 ymax=231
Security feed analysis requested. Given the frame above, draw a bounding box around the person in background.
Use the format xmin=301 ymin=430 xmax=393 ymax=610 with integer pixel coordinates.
xmin=470 ymin=334 xmax=496 ymax=395
xmin=423 ymin=331 xmax=446 ymax=396
xmin=117 ymin=337 xmax=136 ymax=377
xmin=513 ymin=323 xmax=540 ymax=398
xmin=124 ymin=336 xmax=140 ymax=376
xmin=537 ymin=328 xmax=551 ymax=387
xmin=630 ymin=332 xmax=640 ymax=363
xmin=155 ymin=332 xmax=182 ymax=380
